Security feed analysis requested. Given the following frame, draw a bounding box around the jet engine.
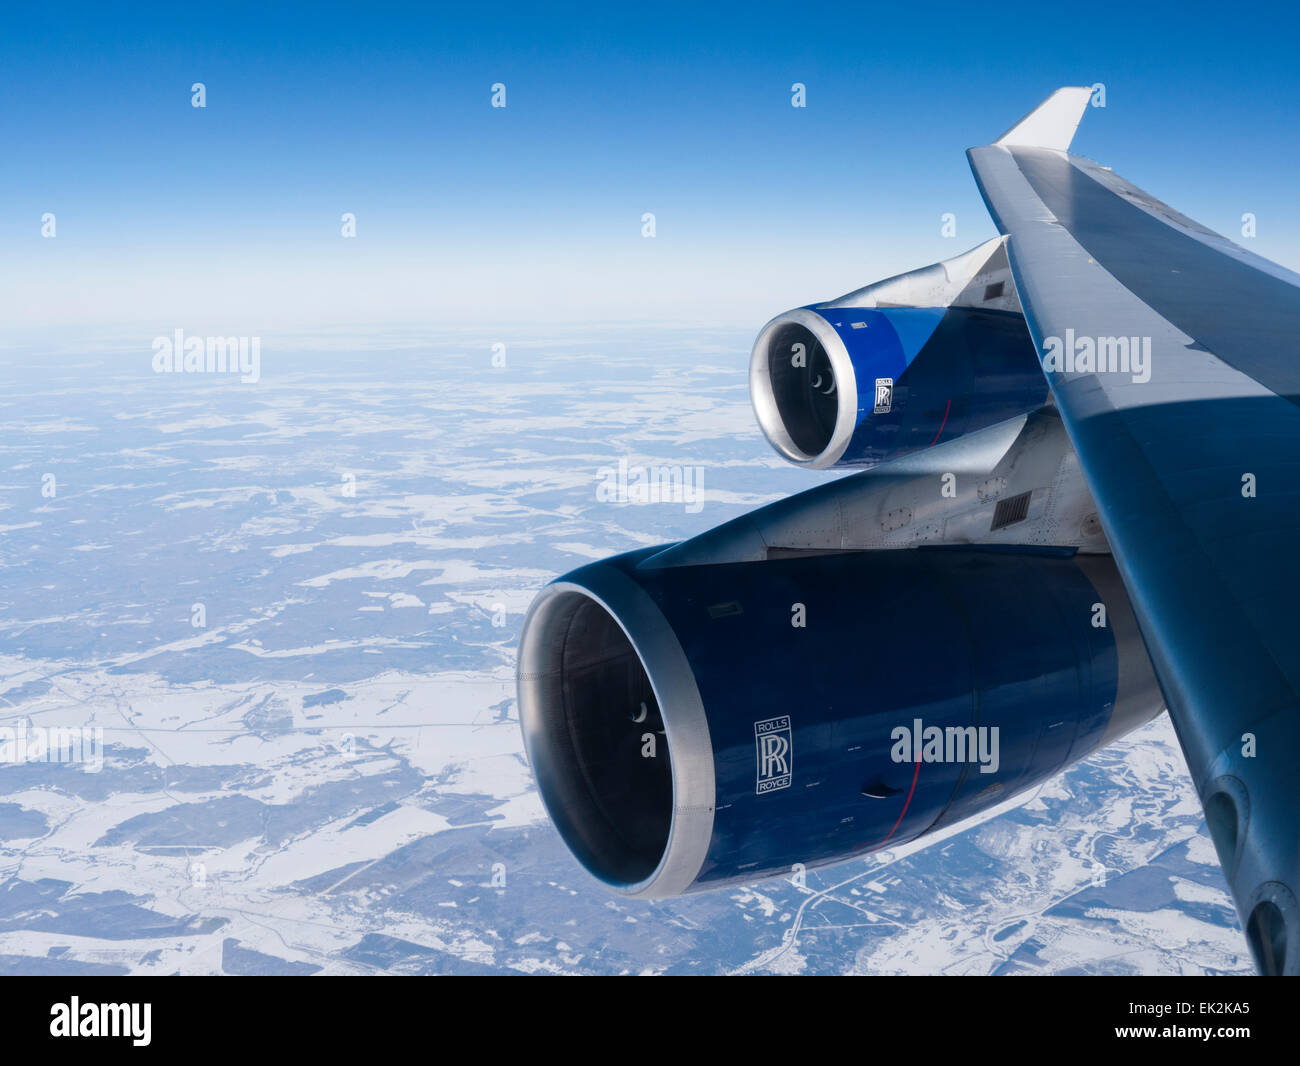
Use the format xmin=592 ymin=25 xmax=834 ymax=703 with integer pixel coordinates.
xmin=750 ymin=237 xmax=1047 ymax=469
xmin=517 ymin=543 xmax=1161 ymax=898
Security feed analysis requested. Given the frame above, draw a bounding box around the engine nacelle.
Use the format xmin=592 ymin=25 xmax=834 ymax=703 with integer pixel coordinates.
xmin=750 ymin=304 xmax=1046 ymax=469
xmin=517 ymin=545 xmax=1161 ymax=898
xmin=749 ymin=238 xmax=1048 ymax=469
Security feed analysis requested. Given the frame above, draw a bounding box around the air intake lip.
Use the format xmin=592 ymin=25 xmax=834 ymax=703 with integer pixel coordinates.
xmin=516 ymin=562 xmax=716 ymax=898
xmin=750 ymin=308 xmax=859 ymax=469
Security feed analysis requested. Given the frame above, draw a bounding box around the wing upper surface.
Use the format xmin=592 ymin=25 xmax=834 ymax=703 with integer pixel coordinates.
xmin=969 ymin=98 xmax=1300 ymax=974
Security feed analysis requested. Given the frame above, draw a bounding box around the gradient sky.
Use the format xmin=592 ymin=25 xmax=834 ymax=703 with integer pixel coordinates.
xmin=3 ymin=1 xmax=1298 ymax=333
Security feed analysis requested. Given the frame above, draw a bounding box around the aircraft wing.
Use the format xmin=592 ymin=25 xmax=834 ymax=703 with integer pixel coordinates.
xmin=968 ymin=88 xmax=1300 ymax=975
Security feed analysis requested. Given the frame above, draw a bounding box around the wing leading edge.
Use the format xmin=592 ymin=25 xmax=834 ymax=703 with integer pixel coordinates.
xmin=969 ymin=90 xmax=1300 ymax=974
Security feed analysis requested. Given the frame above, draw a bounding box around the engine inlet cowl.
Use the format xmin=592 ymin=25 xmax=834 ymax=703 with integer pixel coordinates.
xmin=516 ymin=563 xmax=716 ymax=898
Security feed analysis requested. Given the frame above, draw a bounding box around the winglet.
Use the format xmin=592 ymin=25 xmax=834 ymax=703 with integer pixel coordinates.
xmin=994 ymin=86 xmax=1093 ymax=151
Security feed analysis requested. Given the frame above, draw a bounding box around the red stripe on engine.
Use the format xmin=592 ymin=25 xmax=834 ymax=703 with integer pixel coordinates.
xmin=868 ymin=756 xmax=923 ymax=853
xmin=928 ymin=398 xmax=952 ymax=447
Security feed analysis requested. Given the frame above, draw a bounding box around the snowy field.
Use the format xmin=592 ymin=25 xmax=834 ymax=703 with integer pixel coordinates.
xmin=0 ymin=328 xmax=1251 ymax=974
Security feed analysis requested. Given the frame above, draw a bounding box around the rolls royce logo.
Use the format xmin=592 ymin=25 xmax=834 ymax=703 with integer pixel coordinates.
xmin=873 ymin=377 xmax=893 ymax=414
xmin=754 ymin=716 xmax=792 ymax=793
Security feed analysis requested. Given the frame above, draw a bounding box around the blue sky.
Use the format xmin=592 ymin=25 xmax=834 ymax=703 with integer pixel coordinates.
xmin=4 ymin=1 xmax=1298 ymax=332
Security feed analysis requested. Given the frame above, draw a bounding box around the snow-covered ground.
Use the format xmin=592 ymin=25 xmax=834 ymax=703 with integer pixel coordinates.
xmin=0 ymin=329 xmax=1251 ymax=974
